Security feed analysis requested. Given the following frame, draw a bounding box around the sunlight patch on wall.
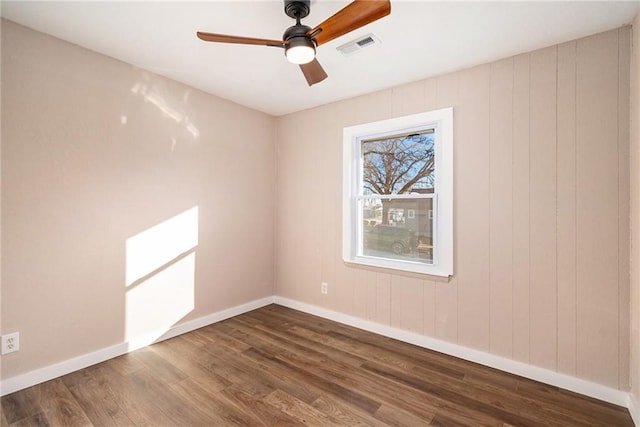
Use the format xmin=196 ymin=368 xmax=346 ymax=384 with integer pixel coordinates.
xmin=130 ymin=82 xmax=200 ymax=139
xmin=125 ymin=206 xmax=198 ymax=350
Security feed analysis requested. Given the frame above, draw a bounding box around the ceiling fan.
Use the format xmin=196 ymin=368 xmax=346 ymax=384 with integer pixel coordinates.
xmin=196 ymin=0 xmax=391 ymax=86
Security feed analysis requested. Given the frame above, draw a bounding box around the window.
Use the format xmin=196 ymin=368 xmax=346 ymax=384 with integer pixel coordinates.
xmin=342 ymin=108 xmax=453 ymax=277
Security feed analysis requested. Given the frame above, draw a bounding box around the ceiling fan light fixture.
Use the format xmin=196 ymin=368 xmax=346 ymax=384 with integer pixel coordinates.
xmin=285 ymin=37 xmax=315 ymax=64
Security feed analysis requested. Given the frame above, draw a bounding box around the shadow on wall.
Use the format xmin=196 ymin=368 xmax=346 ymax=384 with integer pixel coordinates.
xmin=125 ymin=206 xmax=199 ymax=351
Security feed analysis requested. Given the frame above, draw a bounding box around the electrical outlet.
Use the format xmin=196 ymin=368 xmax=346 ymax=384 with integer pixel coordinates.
xmin=1 ymin=332 xmax=20 ymax=354
xmin=321 ymin=282 xmax=328 ymax=295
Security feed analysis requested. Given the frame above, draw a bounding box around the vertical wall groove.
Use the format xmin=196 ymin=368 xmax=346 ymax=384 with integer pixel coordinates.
xmin=528 ymin=54 xmax=532 ymax=365
xmin=555 ymin=45 xmax=560 ymax=371
xmin=574 ymin=39 xmax=579 ymax=378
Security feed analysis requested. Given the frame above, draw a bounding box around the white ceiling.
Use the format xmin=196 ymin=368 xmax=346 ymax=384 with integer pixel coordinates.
xmin=2 ymin=1 xmax=639 ymax=116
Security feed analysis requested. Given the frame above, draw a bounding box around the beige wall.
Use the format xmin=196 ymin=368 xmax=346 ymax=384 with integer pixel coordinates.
xmin=1 ymin=20 xmax=276 ymax=378
xmin=276 ymin=27 xmax=631 ymax=390
xmin=630 ymin=13 xmax=640 ymax=413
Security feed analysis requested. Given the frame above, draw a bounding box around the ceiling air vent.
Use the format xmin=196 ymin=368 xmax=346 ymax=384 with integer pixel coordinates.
xmin=336 ymin=33 xmax=381 ymax=56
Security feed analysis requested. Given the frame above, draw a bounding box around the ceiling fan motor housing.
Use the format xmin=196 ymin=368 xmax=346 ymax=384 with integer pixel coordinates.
xmin=283 ymin=24 xmax=312 ymax=42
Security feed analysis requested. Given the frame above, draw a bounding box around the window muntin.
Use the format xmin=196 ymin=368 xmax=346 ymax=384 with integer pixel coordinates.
xmin=343 ymin=108 xmax=453 ymax=277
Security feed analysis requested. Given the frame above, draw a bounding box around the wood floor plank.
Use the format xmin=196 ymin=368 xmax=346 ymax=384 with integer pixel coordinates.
xmin=405 ymin=363 xmax=597 ymax=427
xmin=242 ymin=346 xmax=382 ymax=415
xmin=193 ymin=341 xmax=277 ymax=399
xmin=374 ymin=403 xmax=435 ymax=426
xmin=148 ymin=337 xmax=232 ymax=393
xmin=361 ymin=360 xmax=541 ymax=427
xmin=462 ymin=370 xmax=625 ymax=427
xmin=0 ymin=388 xmax=41 ymax=425
xmin=220 ymin=385 xmax=308 ymax=427
xmin=320 ymin=328 xmax=467 ymax=382
xmin=123 ymin=367 xmax=218 ymax=425
xmin=233 ymin=346 xmax=323 ymax=404
xmin=129 ymin=348 xmax=188 ymax=385
xmin=36 ymin=379 xmax=92 ymax=426
xmin=0 ymin=305 xmax=633 ymax=426
xmin=263 ymin=390 xmax=343 ymax=427
xmin=204 ymin=321 xmax=325 ymax=405
xmin=169 ymin=378 xmax=263 ymax=426
xmin=324 ymin=328 xmax=474 ymax=379
xmin=258 ymin=341 xmax=450 ymax=422
xmin=430 ymin=412 xmax=492 ymax=427
xmin=101 ymin=353 xmax=146 ymax=377
xmin=227 ymin=316 xmax=367 ymax=367
xmin=293 ymin=352 xmax=501 ymax=425
xmin=0 ymin=407 xmax=9 ymax=427
xmin=6 ymin=412 xmax=49 ymax=427
xmin=262 ymin=305 xmax=492 ymax=382
xmin=61 ymin=366 xmax=134 ymax=426
xmin=88 ymin=364 xmax=181 ymax=425
xmin=194 ymin=324 xmax=252 ymax=353
xmin=311 ymin=393 xmax=388 ymax=427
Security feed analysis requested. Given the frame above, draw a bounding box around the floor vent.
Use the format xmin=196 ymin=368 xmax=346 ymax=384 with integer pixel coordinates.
xmin=336 ymin=33 xmax=381 ymax=56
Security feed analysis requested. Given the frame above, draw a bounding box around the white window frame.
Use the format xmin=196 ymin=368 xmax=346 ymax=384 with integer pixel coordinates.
xmin=342 ymin=108 xmax=453 ymax=277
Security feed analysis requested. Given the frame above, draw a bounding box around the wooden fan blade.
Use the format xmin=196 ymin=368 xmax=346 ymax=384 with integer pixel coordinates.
xmin=299 ymin=59 xmax=328 ymax=86
xmin=308 ymin=0 xmax=390 ymax=47
xmin=197 ymin=32 xmax=285 ymax=47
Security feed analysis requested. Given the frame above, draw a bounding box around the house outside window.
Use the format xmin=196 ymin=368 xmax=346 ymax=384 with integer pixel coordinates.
xmin=342 ymin=108 xmax=453 ymax=277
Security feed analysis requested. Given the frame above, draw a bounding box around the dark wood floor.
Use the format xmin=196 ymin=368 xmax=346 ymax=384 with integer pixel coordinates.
xmin=1 ymin=304 xmax=634 ymax=426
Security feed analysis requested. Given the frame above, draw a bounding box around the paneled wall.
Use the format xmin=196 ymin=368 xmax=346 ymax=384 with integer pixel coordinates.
xmin=275 ymin=27 xmax=631 ymax=389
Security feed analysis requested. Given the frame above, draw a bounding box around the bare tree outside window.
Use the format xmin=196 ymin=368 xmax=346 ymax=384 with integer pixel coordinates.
xmin=362 ymin=132 xmax=435 ymax=227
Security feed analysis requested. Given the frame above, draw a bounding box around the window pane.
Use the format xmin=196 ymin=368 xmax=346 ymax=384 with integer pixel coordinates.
xmin=362 ymin=131 xmax=435 ymax=195
xmin=361 ymin=197 xmax=433 ymax=264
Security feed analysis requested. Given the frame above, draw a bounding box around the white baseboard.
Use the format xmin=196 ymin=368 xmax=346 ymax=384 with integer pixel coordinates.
xmin=629 ymin=392 xmax=639 ymax=426
xmin=274 ymin=296 xmax=630 ymax=409
xmin=0 ymin=296 xmax=274 ymax=397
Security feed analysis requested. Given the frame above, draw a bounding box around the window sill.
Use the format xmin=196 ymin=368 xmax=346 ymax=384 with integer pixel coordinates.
xmin=344 ymin=255 xmax=452 ymax=278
